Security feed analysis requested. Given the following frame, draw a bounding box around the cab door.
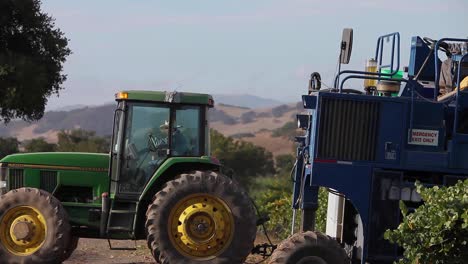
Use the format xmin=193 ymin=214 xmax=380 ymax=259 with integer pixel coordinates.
xmin=112 ymin=102 xmax=170 ymax=197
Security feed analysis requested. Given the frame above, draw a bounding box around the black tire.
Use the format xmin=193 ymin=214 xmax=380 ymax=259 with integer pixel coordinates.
xmin=269 ymin=231 xmax=348 ymax=264
xmin=60 ymin=236 xmax=79 ymax=262
xmin=0 ymin=187 xmax=71 ymax=264
xmin=145 ymin=170 xmax=257 ymax=264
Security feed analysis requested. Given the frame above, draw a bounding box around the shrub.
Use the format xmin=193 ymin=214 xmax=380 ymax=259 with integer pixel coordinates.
xmin=250 ymin=175 xmax=329 ymax=239
xmin=384 ymin=180 xmax=468 ymax=264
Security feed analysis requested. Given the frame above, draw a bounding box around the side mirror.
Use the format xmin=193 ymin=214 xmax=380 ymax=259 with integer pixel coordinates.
xmin=308 ymin=72 xmax=322 ymax=93
xmin=340 ymin=28 xmax=353 ymax=64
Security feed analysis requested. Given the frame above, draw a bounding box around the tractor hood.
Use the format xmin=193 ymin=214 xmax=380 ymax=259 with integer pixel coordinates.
xmin=0 ymin=152 xmax=110 ymax=170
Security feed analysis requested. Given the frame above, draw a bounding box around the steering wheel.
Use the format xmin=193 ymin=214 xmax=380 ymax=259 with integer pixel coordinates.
xmin=423 ymin=37 xmax=450 ymax=57
xmin=147 ymin=134 xmax=168 ymax=153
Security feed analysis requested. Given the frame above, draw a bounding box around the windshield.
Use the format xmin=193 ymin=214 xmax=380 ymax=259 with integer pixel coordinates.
xmin=171 ymin=106 xmax=202 ymax=156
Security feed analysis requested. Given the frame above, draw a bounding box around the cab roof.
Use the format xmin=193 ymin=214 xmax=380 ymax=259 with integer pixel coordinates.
xmin=115 ymin=90 xmax=214 ymax=106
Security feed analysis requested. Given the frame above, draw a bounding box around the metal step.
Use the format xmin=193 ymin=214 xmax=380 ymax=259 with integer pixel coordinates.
xmin=110 ymin=210 xmax=136 ymax=214
xmin=107 ymin=226 xmax=133 ymax=232
xmin=106 ymin=200 xmax=139 ymax=238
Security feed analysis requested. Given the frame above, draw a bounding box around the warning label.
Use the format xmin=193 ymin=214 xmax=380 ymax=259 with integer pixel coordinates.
xmin=408 ymin=129 xmax=439 ymax=146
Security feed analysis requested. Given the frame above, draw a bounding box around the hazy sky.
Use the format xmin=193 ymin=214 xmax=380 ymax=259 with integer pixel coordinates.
xmin=42 ymin=0 xmax=468 ymax=110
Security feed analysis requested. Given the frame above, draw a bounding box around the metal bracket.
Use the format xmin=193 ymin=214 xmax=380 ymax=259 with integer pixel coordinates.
xmin=251 ymin=243 xmax=277 ymax=258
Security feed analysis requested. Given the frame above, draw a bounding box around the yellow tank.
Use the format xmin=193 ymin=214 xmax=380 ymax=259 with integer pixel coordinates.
xmin=364 ymin=58 xmax=378 ymax=89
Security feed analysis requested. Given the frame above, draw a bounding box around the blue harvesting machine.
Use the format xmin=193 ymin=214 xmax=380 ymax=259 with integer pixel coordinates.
xmin=270 ymin=29 xmax=468 ymax=264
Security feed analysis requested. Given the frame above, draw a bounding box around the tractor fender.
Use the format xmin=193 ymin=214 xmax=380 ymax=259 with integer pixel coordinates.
xmin=139 ymin=157 xmax=220 ymax=202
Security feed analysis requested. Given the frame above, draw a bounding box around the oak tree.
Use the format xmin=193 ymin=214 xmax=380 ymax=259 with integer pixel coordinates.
xmin=0 ymin=0 xmax=71 ymax=122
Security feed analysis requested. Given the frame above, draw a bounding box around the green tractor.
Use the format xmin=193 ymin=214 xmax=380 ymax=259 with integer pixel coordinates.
xmin=0 ymin=91 xmax=257 ymax=263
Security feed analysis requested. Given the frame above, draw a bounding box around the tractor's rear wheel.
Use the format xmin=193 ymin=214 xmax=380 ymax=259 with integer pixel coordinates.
xmin=145 ymin=170 xmax=257 ymax=264
xmin=269 ymin=231 xmax=348 ymax=264
xmin=0 ymin=188 xmax=71 ymax=264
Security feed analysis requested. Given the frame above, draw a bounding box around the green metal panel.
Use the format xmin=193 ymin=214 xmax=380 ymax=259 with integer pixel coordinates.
xmin=1 ymin=152 xmax=109 ymax=168
xmin=139 ymin=156 xmax=219 ymax=200
xmin=55 ymin=169 xmax=109 ymax=198
xmin=119 ymin=90 xmax=214 ymax=105
xmin=1 ymin=152 xmax=110 ymax=231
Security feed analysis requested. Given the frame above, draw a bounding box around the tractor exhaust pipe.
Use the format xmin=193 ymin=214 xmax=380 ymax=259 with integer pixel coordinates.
xmin=100 ymin=192 xmax=110 ymax=237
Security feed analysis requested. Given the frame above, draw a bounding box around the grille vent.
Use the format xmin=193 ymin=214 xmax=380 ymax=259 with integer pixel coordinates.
xmin=317 ymin=97 xmax=380 ymax=161
xmin=40 ymin=170 xmax=58 ymax=193
xmin=9 ymin=169 xmax=24 ymax=189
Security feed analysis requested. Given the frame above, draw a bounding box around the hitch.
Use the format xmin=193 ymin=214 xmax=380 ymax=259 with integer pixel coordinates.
xmin=251 ymin=243 xmax=277 ymax=258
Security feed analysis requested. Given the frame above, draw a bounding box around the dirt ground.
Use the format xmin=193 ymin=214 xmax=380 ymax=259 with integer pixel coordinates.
xmin=64 ymin=237 xmax=272 ymax=264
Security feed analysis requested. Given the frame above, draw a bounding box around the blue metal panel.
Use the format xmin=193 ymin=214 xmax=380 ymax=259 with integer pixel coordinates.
xmin=302 ymin=95 xmax=317 ymax=109
xmin=405 ymin=151 xmax=449 ymax=168
xmin=408 ymin=36 xmax=439 ymax=81
xmin=310 ymin=163 xmax=373 ymax=228
xmin=450 ymin=134 xmax=468 ymax=169
xmin=410 ymin=101 xmax=444 ymax=127
xmin=405 ymin=100 xmax=445 ymax=152
xmin=309 ymin=162 xmax=373 ymax=262
xmin=375 ymin=101 xmax=405 ymax=164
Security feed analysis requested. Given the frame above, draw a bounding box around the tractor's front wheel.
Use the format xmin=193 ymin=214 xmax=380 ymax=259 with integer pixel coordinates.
xmin=60 ymin=236 xmax=79 ymax=262
xmin=145 ymin=171 xmax=257 ymax=264
xmin=269 ymin=231 xmax=348 ymax=264
xmin=0 ymin=188 xmax=71 ymax=264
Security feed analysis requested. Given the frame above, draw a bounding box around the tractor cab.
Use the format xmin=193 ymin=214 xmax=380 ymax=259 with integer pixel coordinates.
xmin=109 ymin=91 xmax=213 ymax=196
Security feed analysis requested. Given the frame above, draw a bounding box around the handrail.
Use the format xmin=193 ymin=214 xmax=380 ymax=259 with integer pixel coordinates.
xmin=433 ymin=38 xmax=468 ymax=100
xmin=339 ymin=75 xmax=410 ymax=91
xmin=375 ymin=32 xmax=400 ymax=73
xmin=334 ymin=32 xmax=400 ymax=92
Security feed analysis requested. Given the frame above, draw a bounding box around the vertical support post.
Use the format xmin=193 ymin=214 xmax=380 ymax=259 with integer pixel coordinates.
xmin=300 ymin=183 xmax=319 ymax=232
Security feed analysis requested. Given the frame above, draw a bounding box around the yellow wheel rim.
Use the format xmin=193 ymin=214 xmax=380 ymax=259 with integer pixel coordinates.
xmin=168 ymin=194 xmax=234 ymax=260
xmin=0 ymin=206 xmax=47 ymax=256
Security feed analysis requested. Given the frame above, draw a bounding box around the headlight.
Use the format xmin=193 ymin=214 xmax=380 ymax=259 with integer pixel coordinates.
xmin=297 ymin=114 xmax=310 ymax=130
xmin=0 ymin=181 xmax=6 ymax=188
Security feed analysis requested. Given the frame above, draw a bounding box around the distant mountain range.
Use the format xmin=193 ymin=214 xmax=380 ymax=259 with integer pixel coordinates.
xmin=48 ymin=94 xmax=284 ymax=112
xmin=211 ymin=94 xmax=283 ymax=109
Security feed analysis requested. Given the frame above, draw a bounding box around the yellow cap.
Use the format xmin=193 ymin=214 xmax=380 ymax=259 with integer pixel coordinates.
xmin=115 ymin=92 xmax=128 ymax=99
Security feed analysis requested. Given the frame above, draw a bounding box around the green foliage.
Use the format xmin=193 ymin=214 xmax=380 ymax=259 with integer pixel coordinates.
xmin=23 ymin=138 xmax=56 ymax=152
xmin=385 ymin=180 xmax=468 ymax=264
xmin=250 ymin=176 xmax=293 ymax=239
xmin=57 ymin=129 xmax=110 ymax=153
xmin=250 ymin=175 xmax=329 ymax=239
xmin=0 ymin=137 xmax=19 ymax=158
xmin=315 ymin=187 xmax=329 ymax=234
xmin=250 ymin=151 xmax=328 ymax=239
xmin=210 ymin=129 xmax=275 ymax=185
xmin=0 ymin=0 xmax=71 ymax=122
xmin=275 ymin=154 xmax=295 ymax=175
xmin=271 ymin=121 xmax=298 ymax=139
